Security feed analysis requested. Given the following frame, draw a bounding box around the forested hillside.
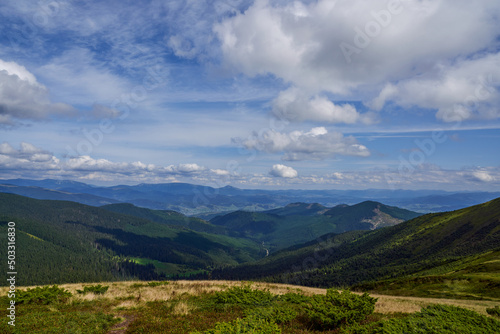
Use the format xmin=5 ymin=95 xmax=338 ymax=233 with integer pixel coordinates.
xmin=0 ymin=194 xmax=263 ymax=286
xmin=210 ymin=201 xmax=420 ymax=250
xmin=210 ymin=197 xmax=500 ymax=298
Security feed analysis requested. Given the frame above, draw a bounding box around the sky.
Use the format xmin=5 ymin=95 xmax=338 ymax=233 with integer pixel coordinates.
xmin=0 ymin=0 xmax=499 ymax=191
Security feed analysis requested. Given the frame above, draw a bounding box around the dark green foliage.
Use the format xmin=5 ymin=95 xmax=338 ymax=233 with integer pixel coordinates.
xmin=276 ymin=291 xmax=312 ymax=304
xmin=244 ymin=304 xmax=298 ymax=324
xmin=0 ymin=193 xmax=262 ymax=286
xmin=101 ymin=203 xmax=225 ymax=234
xmin=214 ymin=197 xmax=500 ymax=294
xmin=324 ymin=201 xmax=420 ymax=222
xmin=212 ymin=285 xmax=275 ymax=307
xmin=487 ymin=305 xmax=500 ymax=317
xmin=191 ymin=317 xmax=281 ymax=334
xmin=147 ymin=281 xmax=170 ymax=287
xmin=305 ymin=289 xmax=377 ymax=330
xmin=76 ymin=284 xmax=109 ymax=295
xmin=16 ymin=285 xmax=72 ymax=305
xmin=210 ymin=201 xmax=419 ymax=250
xmin=0 ymin=310 xmax=118 ymax=334
xmin=374 ymin=304 xmax=500 ymax=333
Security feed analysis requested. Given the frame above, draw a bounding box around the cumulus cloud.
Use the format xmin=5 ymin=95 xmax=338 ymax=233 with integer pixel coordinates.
xmin=0 ymin=59 xmax=76 ymax=125
xmin=211 ymin=169 xmax=231 ymax=176
xmin=66 ymin=156 xmax=205 ymax=176
xmin=215 ymin=0 xmax=500 ymax=122
xmin=164 ymin=163 xmax=206 ymax=174
xmin=236 ymin=127 xmax=370 ymax=160
xmin=270 ymin=164 xmax=298 ymax=178
xmin=272 ymin=87 xmax=375 ymax=124
xmin=0 ymin=142 xmax=60 ymax=171
xmin=471 ymin=170 xmax=495 ymax=183
xmin=371 ymin=53 xmax=500 ymax=122
xmin=0 ymin=141 xmax=212 ymax=182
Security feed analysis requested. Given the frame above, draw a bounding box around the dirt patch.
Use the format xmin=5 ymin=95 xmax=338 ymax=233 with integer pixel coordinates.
xmin=107 ymin=314 xmax=136 ymax=334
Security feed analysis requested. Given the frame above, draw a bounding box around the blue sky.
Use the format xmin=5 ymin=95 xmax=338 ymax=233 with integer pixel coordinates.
xmin=0 ymin=0 xmax=499 ymax=190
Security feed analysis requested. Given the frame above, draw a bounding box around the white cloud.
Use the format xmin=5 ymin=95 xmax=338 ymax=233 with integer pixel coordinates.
xmin=270 ymin=164 xmax=298 ymax=178
xmin=216 ymin=0 xmax=500 ymax=122
xmin=471 ymin=170 xmax=495 ymax=183
xmin=371 ymin=53 xmax=500 ymax=122
xmin=236 ymin=126 xmax=370 ymax=160
xmin=272 ymin=87 xmax=375 ymax=124
xmin=0 ymin=142 xmax=60 ymax=171
xmin=211 ymin=169 xmax=230 ymax=176
xmin=0 ymin=59 xmax=76 ymax=125
xmin=165 ymin=163 xmax=206 ymax=174
xmin=0 ymin=142 xmax=498 ymax=191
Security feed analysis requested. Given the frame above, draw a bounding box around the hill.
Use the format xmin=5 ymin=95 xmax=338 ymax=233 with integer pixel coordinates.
xmin=265 ymin=202 xmax=329 ymax=216
xmin=210 ymin=201 xmax=420 ymax=250
xmin=100 ymin=203 xmax=226 ymax=234
xmin=0 ymin=194 xmax=263 ymax=286
xmin=211 ymin=197 xmax=500 ymax=299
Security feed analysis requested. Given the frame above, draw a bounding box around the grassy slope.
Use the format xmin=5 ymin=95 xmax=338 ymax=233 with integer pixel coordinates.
xmin=211 ymin=198 xmax=500 ymax=299
xmin=0 ymin=193 xmax=263 ymax=285
xmin=1 ymin=280 xmax=499 ymax=334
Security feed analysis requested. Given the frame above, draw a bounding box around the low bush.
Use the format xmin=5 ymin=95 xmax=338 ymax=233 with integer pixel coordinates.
xmin=305 ymin=289 xmax=377 ymax=330
xmin=245 ymin=304 xmax=298 ymax=324
xmin=77 ymin=284 xmax=109 ymax=295
xmin=191 ymin=317 xmax=281 ymax=334
xmin=375 ymin=304 xmax=500 ymax=333
xmin=212 ymin=285 xmax=275 ymax=307
xmin=276 ymin=292 xmax=311 ymax=304
xmin=17 ymin=285 xmax=72 ymax=305
xmin=147 ymin=281 xmax=169 ymax=287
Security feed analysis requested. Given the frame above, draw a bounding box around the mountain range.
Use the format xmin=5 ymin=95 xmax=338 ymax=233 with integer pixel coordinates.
xmin=211 ymin=197 xmax=500 ymax=299
xmin=209 ymin=201 xmax=420 ymax=250
xmin=1 ymin=179 xmax=498 ymax=300
xmin=1 ymin=178 xmax=500 ymax=214
xmin=0 ymin=192 xmax=420 ymax=286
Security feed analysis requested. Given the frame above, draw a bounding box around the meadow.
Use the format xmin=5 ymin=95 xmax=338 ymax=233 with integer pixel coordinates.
xmin=2 ymin=280 xmax=499 ymax=333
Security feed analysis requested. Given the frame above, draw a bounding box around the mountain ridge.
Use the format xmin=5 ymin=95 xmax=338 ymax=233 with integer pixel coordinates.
xmin=210 ymin=197 xmax=500 ymax=298
xmin=2 ymin=178 xmax=500 ymax=214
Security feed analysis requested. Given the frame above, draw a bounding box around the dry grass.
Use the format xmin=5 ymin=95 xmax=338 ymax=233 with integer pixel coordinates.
xmin=3 ymin=280 xmax=499 ymax=316
xmin=370 ymin=293 xmax=500 ymax=316
xmin=173 ymin=301 xmax=190 ymax=315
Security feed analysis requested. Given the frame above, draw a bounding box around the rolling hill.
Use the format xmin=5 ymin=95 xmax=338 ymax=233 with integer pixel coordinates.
xmin=209 ymin=201 xmax=421 ymax=250
xmin=100 ymin=203 xmax=226 ymax=234
xmin=210 ymin=197 xmax=500 ymax=299
xmin=0 ymin=193 xmax=263 ymax=286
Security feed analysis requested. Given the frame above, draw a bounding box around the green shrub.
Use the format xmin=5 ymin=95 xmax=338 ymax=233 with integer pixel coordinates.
xmin=76 ymin=284 xmax=109 ymax=295
xmin=17 ymin=285 xmax=72 ymax=305
xmin=375 ymin=304 xmax=500 ymax=333
xmin=305 ymin=289 xmax=377 ymax=330
xmin=191 ymin=317 xmax=281 ymax=334
xmin=245 ymin=304 xmax=297 ymax=324
xmin=276 ymin=292 xmax=311 ymax=304
xmin=147 ymin=281 xmax=169 ymax=287
xmin=487 ymin=305 xmax=500 ymax=318
xmin=213 ymin=285 xmax=275 ymax=307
